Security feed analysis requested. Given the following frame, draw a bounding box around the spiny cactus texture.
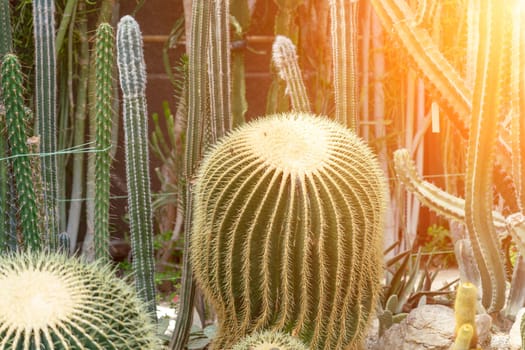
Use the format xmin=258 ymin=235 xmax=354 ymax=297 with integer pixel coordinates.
xmin=33 ymin=0 xmax=59 ymax=244
xmin=231 ymin=331 xmax=308 ymax=350
xmin=272 ymin=35 xmax=311 ymax=113
xmin=94 ymin=22 xmax=115 ymax=262
xmin=454 ymin=282 xmax=478 ymax=349
xmin=0 ymin=251 xmax=159 ymax=349
xmin=116 ymin=15 xmax=156 ymax=319
xmin=329 ymin=0 xmax=359 ymax=130
xmin=0 ymin=0 xmax=12 ymax=56
xmin=1 ymin=54 xmax=40 ymax=250
xmin=191 ymin=113 xmax=387 ymax=349
xmin=453 ymin=323 xmax=475 ymax=350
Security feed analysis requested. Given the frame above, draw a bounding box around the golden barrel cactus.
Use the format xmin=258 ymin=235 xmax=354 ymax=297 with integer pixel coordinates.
xmin=191 ymin=113 xmax=387 ymax=349
xmin=231 ymin=330 xmax=308 ymax=350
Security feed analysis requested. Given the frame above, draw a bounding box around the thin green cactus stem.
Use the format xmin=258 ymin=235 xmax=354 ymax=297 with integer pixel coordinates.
xmin=272 ymin=35 xmax=311 ymax=113
xmin=329 ymin=0 xmax=359 ymax=130
xmin=0 ymin=0 xmax=13 ymax=254
xmin=33 ymin=0 xmax=59 ymax=246
xmin=1 ymin=54 xmax=40 ymax=251
xmin=464 ymin=0 xmax=507 ymax=313
xmin=116 ymin=15 xmax=156 ymax=319
xmin=94 ymin=22 xmax=115 ymax=262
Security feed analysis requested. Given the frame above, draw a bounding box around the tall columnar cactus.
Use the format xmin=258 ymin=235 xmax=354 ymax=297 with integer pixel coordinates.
xmin=454 ymin=282 xmax=478 ymax=349
xmin=0 ymin=0 xmax=13 ymax=254
xmin=1 ymin=54 xmax=40 ymax=251
xmin=33 ymin=0 xmax=59 ymax=244
xmin=116 ymin=15 xmax=156 ymax=319
xmin=191 ymin=113 xmax=387 ymax=349
xmin=463 ymin=0 xmax=508 ymax=313
xmin=232 ymin=331 xmax=309 ymax=350
xmin=272 ymin=35 xmax=311 ymax=113
xmin=329 ymin=0 xmax=359 ymax=130
xmin=171 ymin=1 xmax=232 ymax=348
xmin=0 ymin=250 xmax=159 ymax=349
xmin=94 ymin=22 xmax=115 ymax=262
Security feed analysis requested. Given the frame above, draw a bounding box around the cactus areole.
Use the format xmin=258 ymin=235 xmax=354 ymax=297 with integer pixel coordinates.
xmin=0 ymin=251 xmax=158 ymax=349
xmin=191 ymin=113 xmax=387 ymax=349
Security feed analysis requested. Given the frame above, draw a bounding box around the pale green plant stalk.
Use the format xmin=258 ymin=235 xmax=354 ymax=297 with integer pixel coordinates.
xmin=65 ymin=4 xmax=89 ymax=254
xmin=83 ymin=0 xmax=117 ymax=261
xmin=272 ymin=35 xmax=311 ymax=113
xmin=1 ymin=54 xmax=40 ymax=251
xmin=116 ymin=15 xmax=157 ymax=319
xmin=94 ymin=22 xmax=114 ymax=262
xmin=33 ymin=0 xmax=59 ymax=247
xmin=329 ymin=0 xmax=359 ymax=130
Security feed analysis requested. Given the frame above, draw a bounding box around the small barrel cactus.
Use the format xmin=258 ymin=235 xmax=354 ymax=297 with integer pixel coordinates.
xmin=231 ymin=330 xmax=308 ymax=350
xmin=0 ymin=251 xmax=159 ymax=349
xmin=191 ymin=112 xmax=387 ymax=349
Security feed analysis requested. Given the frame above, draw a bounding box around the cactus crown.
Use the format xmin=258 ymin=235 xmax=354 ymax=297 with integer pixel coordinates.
xmin=231 ymin=330 xmax=308 ymax=350
xmin=0 ymin=251 xmax=159 ymax=349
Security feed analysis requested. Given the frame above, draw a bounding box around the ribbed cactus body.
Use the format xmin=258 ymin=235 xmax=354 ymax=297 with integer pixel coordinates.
xmin=0 ymin=251 xmax=159 ymax=350
xmin=1 ymin=54 xmax=40 ymax=250
xmin=33 ymin=0 xmax=59 ymax=244
xmin=117 ymin=15 xmax=157 ymax=319
xmin=231 ymin=330 xmax=308 ymax=350
xmin=192 ymin=113 xmax=387 ymax=349
xmin=94 ymin=22 xmax=115 ymax=262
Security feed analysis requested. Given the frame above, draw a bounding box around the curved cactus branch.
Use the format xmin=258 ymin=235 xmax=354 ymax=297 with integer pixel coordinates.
xmin=116 ymin=15 xmax=157 ymax=319
xmin=393 ymin=149 xmax=506 ymax=229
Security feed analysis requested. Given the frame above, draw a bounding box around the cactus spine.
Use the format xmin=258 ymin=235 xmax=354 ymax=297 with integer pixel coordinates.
xmin=1 ymin=54 xmax=40 ymax=251
xmin=116 ymin=15 xmax=156 ymax=318
xmin=191 ymin=113 xmax=387 ymax=349
xmin=33 ymin=0 xmax=59 ymax=244
xmin=272 ymin=35 xmax=311 ymax=113
xmin=329 ymin=0 xmax=359 ymax=130
xmin=454 ymin=282 xmax=478 ymax=349
xmin=94 ymin=22 xmax=115 ymax=262
xmin=232 ymin=331 xmax=308 ymax=350
xmin=0 ymin=250 xmax=159 ymax=349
